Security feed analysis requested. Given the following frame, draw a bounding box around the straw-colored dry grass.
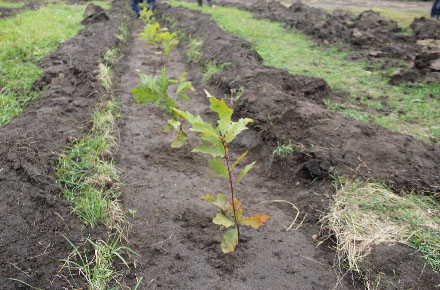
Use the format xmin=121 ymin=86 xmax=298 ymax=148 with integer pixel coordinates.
xmin=321 ymin=179 xmax=440 ymax=287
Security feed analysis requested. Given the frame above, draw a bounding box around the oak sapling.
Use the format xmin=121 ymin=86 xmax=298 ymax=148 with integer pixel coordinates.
xmin=140 ymin=13 xmax=179 ymax=57
xmin=131 ymin=67 xmax=194 ymax=148
xmin=173 ymin=91 xmax=269 ymax=253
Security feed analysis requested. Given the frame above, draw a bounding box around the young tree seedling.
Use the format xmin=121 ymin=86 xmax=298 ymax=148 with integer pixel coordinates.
xmin=131 ymin=67 xmax=193 ymax=148
xmin=140 ymin=13 xmax=179 ymax=58
xmin=173 ymin=91 xmax=269 ymax=253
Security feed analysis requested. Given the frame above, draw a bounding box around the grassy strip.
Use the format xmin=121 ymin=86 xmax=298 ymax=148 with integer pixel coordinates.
xmin=0 ymin=1 xmax=111 ymax=125
xmin=57 ymin=98 xmax=126 ymax=229
xmin=171 ymin=2 xmax=440 ymax=143
xmin=322 ymin=178 xmax=440 ymax=286
xmin=0 ymin=1 xmax=24 ymax=8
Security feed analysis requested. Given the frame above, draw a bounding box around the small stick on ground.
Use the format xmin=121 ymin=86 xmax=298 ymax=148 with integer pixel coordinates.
xmin=261 ymin=199 xmax=300 ymax=231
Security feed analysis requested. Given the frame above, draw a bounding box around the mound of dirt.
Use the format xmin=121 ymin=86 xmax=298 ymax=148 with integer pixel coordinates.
xmin=81 ymin=3 xmax=109 ymax=25
xmin=361 ymin=243 xmax=440 ymax=290
xmin=410 ymin=17 xmax=440 ymax=40
xmin=0 ymin=0 xmax=127 ymax=288
xmin=221 ymin=0 xmax=418 ymax=61
xmin=157 ymin=4 xmax=439 ymax=288
xmin=158 ymin=4 xmax=439 ymax=193
xmin=220 ymin=0 xmax=440 ymax=84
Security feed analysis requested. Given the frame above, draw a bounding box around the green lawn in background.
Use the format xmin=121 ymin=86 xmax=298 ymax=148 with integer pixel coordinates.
xmin=0 ymin=1 xmax=112 ymax=125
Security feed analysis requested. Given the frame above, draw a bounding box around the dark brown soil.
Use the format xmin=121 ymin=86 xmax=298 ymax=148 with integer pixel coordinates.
xmin=114 ymin=13 xmax=363 ymax=290
xmin=0 ymin=0 xmax=126 ymax=288
xmin=1 ymin=0 xmax=439 ymax=289
xmin=152 ymin=4 xmax=438 ymax=289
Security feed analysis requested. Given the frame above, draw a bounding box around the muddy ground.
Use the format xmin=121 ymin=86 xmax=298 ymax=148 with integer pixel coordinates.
xmin=0 ymin=0 xmax=439 ymax=289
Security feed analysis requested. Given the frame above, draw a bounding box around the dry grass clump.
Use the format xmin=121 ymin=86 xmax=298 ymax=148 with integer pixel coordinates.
xmin=321 ymin=179 xmax=440 ymax=274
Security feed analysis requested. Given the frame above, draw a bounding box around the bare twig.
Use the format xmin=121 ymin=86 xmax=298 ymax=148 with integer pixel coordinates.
xmin=261 ymin=199 xmax=300 ymax=231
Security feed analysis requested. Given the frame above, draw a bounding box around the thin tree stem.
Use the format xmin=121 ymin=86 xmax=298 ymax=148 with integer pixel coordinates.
xmin=223 ymin=140 xmax=240 ymax=237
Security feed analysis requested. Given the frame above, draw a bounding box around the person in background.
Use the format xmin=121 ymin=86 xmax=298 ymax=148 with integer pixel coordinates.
xmin=131 ymin=0 xmax=141 ymax=18
xmin=147 ymin=0 xmax=156 ymax=11
xmin=197 ymin=0 xmax=214 ymax=8
xmin=431 ymin=0 xmax=440 ymax=20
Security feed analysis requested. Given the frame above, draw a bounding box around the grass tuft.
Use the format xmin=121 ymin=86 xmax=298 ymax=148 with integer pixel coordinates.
xmin=186 ymin=37 xmax=203 ymax=63
xmin=62 ymin=234 xmax=139 ymax=290
xmin=321 ymin=179 xmax=440 ymax=278
xmin=202 ymin=60 xmax=230 ymax=84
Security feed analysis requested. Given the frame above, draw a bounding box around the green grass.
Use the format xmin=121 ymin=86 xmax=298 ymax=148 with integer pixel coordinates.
xmin=203 ymin=61 xmax=230 ymax=84
xmin=57 ymin=101 xmax=124 ymax=228
xmin=186 ymin=36 xmax=203 ymax=64
xmin=0 ymin=2 xmax=112 ymax=125
xmin=0 ymin=1 xmax=24 ymax=8
xmin=170 ymin=2 xmax=440 ymax=143
xmin=63 ymin=235 xmax=139 ymax=290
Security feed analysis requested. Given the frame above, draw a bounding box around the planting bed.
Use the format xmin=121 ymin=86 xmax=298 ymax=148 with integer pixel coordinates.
xmin=0 ymin=0 xmax=439 ymax=289
xmin=0 ymin=1 xmax=126 ymax=288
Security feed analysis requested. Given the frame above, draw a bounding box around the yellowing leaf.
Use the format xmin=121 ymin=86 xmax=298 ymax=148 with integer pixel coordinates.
xmin=201 ymin=194 xmax=231 ymax=212
xmin=241 ymin=214 xmax=269 ymax=229
xmin=237 ymin=161 xmax=256 ymax=183
xmin=221 ymin=227 xmax=238 ymax=253
xmin=213 ymin=212 xmax=235 ymax=228
xmin=170 ymin=129 xmax=187 ymax=148
xmin=231 ymin=198 xmax=242 ymax=222
xmin=208 ymin=158 xmax=229 ymax=179
xmin=231 ymin=150 xmax=248 ymax=170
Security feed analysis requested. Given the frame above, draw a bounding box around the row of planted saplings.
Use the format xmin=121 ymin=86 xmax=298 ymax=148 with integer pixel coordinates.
xmin=132 ymin=10 xmax=268 ymax=253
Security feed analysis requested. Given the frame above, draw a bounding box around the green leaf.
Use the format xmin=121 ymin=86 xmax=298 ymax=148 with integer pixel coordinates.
xmin=164 ymin=119 xmax=180 ymax=132
xmin=170 ymin=129 xmax=187 ymax=148
xmin=225 ymin=118 xmax=253 ymax=143
xmin=241 ymin=214 xmax=269 ymax=229
xmin=172 ymin=108 xmax=204 ymax=125
xmin=213 ymin=212 xmax=235 ymax=228
xmin=193 ymin=140 xmax=224 ymax=158
xmin=231 ymin=150 xmax=248 ymax=170
xmin=208 ymin=94 xmax=233 ymax=135
xmin=221 ymin=227 xmax=238 ymax=253
xmin=201 ymin=194 xmax=231 ymax=212
xmin=208 ymin=158 xmax=229 ymax=179
xmin=176 ymin=73 xmax=194 ymax=100
xmin=237 ymin=161 xmax=256 ymax=183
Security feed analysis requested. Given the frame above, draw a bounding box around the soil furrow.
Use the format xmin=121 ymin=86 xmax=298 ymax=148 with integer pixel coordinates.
xmin=115 ymin=16 xmax=362 ymax=290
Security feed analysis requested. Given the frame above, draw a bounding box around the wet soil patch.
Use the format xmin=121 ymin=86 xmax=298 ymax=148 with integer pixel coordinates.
xmin=154 ymin=4 xmax=439 ymax=288
xmin=0 ymin=0 xmax=126 ymax=288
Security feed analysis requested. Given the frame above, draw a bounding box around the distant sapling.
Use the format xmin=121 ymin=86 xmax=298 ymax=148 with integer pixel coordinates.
xmin=173 ymin=91 xmax=269 ymax=253
xmin=131 ymin=67 xmax=193 ymax=148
